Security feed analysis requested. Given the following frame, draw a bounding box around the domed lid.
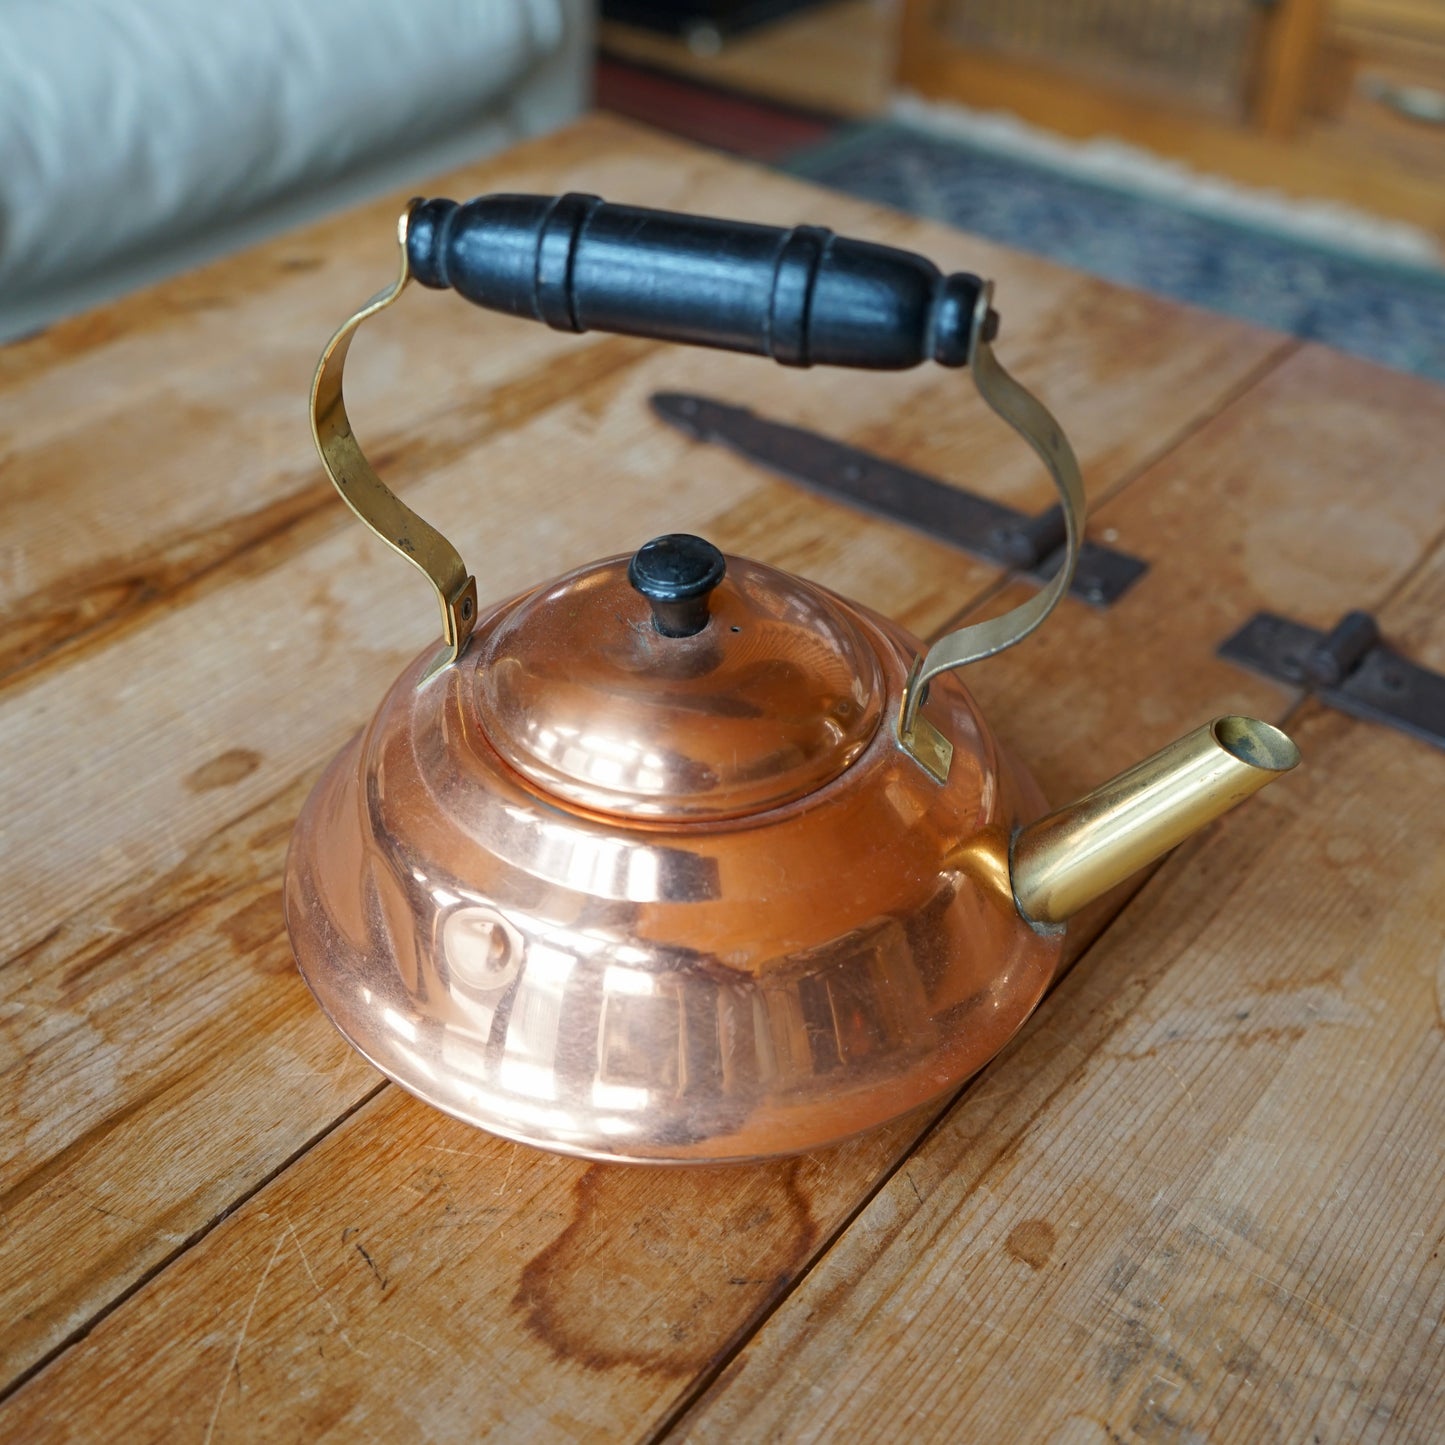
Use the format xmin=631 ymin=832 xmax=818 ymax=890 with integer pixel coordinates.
xmin=473 ymin=535 xmax=886 ymax=820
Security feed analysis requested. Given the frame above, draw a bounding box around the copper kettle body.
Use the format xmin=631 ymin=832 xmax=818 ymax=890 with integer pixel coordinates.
xmin=285 ymin=195 xmax=1299 ymax=1163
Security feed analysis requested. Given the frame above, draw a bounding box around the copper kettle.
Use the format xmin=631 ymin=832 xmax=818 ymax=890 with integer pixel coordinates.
xmin=286 ymin=195 xmax=1299 ymax=1163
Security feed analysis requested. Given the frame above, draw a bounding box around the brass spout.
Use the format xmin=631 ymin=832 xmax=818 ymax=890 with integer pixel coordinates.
xmin=1011 ymin=716 xmax=1300 ymax=926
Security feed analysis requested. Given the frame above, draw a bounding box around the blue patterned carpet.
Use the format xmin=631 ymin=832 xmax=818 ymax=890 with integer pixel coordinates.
xmin=787 ymin=121 xmax=1445 ymax=381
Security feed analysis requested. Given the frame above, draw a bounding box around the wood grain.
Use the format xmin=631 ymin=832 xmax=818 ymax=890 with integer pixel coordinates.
xmin=6 ymin=329 xmax=1444 ymax=1435
xmin=2 ymin=115 xmax=1441 ymax=1440
xmin=0 ymin=118 xmax=1286 ymax=1391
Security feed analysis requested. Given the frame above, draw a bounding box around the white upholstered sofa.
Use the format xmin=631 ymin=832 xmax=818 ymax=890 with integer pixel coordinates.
xmin=0 ymin=0 xmax=595 ymax=339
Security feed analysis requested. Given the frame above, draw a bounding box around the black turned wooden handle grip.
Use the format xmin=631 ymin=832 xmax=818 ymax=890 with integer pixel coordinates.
xmin=405 ymin=193 xmax=994 ymax=370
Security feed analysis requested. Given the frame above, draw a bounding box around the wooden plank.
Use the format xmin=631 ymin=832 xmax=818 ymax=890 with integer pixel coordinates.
xmin=675 ymin=534 xmax=1445 ymax=1432
xmin=0 ymin=118 xmax=1286 ymax=1390
xmin=0 ymin=121 xmax=636 ymax=681
xmin=1252 ymin=0 xmax=1330 ymax=135
xmin=4 ymin=339 xmax=1441 ymax=1437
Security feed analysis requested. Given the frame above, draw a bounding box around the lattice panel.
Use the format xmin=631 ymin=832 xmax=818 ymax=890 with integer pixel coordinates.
xmin=938 ymin=0 xmax=1262 ymax=115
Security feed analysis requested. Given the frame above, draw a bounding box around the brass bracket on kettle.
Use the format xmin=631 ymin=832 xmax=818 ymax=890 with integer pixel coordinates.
xmin=310 ymin=203 xmax=479 ymax=665
xmin=897 ymin=283 xmax=1085 ymax=760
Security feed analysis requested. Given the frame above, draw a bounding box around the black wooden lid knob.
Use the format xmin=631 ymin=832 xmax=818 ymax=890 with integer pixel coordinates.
xmin=628 ymin=534 xmax=727 ymax=637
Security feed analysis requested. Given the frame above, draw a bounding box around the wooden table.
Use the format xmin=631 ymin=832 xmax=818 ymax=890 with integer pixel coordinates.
xmin=3 ymin=115 xmax=1443 ymax=1442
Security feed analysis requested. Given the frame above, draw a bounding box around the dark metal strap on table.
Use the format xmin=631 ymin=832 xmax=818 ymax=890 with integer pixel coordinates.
xmin=1220 ymin=610 xmax=1445 ymax=752
xmin=649 ymin=394 xmax=1146 ymax=606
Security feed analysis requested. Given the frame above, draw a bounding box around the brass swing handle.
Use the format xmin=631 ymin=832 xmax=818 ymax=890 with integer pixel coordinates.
xmin=311 ymin=196 xmax=1084 ymax=758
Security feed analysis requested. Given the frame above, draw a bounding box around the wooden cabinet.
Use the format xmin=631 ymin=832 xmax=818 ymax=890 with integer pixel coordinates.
xmin=901 ymin=0 xmax=1330 ymax=134
xmin=898 ymin=0 xmax=1445 ymax=238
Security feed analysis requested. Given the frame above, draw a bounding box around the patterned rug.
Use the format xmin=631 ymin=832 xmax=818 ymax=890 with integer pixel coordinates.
xmin=786 ymin=119 xmax=1445 ymax=381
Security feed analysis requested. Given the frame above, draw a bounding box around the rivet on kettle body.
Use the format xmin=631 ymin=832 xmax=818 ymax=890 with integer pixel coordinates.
xmin=285 ymin=193 xmax=1300 ymax=1164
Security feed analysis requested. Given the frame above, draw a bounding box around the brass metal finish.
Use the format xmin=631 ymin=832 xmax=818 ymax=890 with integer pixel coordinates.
xmin=1010 ymin=716 xmax=1301 ymax=926
xmin=285 ymin=593 xmax=1063 ymax=1163
xmin=310 ymin=204 xmax=478 ymax=664
xmin=899 ymin=661 xmax=955 ymax=784
xmin=898 ymin=284 xmax=1086 ymax=745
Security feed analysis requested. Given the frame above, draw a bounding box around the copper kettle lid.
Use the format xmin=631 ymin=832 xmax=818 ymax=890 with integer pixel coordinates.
xmin=474 ymin=535 xmax=885 ymax=820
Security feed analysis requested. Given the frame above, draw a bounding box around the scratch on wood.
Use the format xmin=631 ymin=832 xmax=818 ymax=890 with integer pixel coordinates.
xmin=88 ymin=1201 xmax=136 ymax=1225
xmin=339 ymin=1329 xmax=374 ymax=1361
xmin=286 ymin=1220 xmax=322 ymax=1296
xmin=287 ymin=1218 xmax=341 ymax=1329
xmin=203 ymin=1232 xmax=285 ymax=1445
xmin=355 ymin=1242 xmax=388 ymax=1290
xmin=1232 ymin=1258 xmax=1385 ymax=1344
xmin=1157 ymin=1058 xmax=1198 ymax=1112
xmin=420 ymin=1142 xmax=485 ymax=1159
xmin=389 ymin=1329 xmax=439 ymax=1357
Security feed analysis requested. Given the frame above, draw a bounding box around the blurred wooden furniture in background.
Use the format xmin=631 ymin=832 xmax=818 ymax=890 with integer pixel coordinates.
xmin=902 ymin=0 xmax=1434 ymax=133
xmin=901 ymin=0 xmax=1445 ymax=237
xmin=908 ymin=0 xmax=1325 ymax=129
xmin=601 ymin=0 xmax=898 ymax=115
xmin=598 ymin=0 xmax=1445 ymax=240
xmin=1328 ymin=0 xmax=1445 ymax=176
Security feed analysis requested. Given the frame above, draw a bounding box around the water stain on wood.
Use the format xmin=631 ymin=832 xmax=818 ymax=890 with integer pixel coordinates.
xmin=1004 ymin=1218 xmax=1056 ymax=1270
xmin=222 ymin=890 xmax=289 ymax=972
xmin=513 ymin=1160 xmax=817 ymax=1377
xmin=1115 ymin=1019 xmax=1309 ymax=1060
xmin=36 ymin=776 xmax=311 ymax=992
xmin=0 ymin=479 xmax=336 ymax=689
xmin=483 ymin=334 xmax=651 ymax=433
xmin=1 ymin=336 xmax=652 ymax=693
xmin=186 ymin=749 xmax=263 ymax=792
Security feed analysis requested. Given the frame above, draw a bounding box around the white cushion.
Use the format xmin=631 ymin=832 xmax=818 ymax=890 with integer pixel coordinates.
xmin=0 ymin=0 xmax=567 ymax=296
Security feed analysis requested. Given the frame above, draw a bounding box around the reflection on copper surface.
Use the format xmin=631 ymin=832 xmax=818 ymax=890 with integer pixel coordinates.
xmin=285 ymin=557 xmax=1063 ymax=1163
xmin=474 ymin=555 xmax=885 ymax=819
xmin=442 ymin=906 xmax=520 ymax=992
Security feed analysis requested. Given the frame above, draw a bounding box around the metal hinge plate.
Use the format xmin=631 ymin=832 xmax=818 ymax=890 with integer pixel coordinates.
xmin=1220 ymin=610 xmax=1445 ymax=752
xmin=651 ymin=392 xmax=1148 ymax=607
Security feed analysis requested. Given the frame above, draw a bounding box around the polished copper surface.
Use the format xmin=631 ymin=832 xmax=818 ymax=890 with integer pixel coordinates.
xmin=285 ymin=572 xmax=1063 ymax=1163
xmin=473 ymin=555 xmax=885 ymax=820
